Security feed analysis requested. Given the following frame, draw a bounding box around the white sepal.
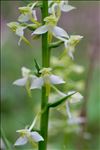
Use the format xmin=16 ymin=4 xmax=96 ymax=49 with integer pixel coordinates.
xmin=31 ymin=131 xmax=44 ymax=142
xmin=18 ymin=14 xmax=30 ymax=22
xmin=32 ymin=10 xmax=37 ymax=20
xmin=60 ymin=2 xmax=75 ymax=12
xmin=13 ymin=77 xmax=28 ymax=86
xmin=70 ymin=92 xmax=83 ymax=103
xmin=30 ymin=77 xmax=43 ymax=89
xmin=32 ymin=25 xmax=48 ymax=35
xmin=52 ymin=26 xmax=69 ymax=38
xmin=49 ymin=75 xmax=65 ymax=84
xmin=16 ymin=27 xmax=25 ymax=37
xmin=14 ymin=136 xmax=28 ymax=146
xmin=21 ymin=67 xmax=31 ymax=77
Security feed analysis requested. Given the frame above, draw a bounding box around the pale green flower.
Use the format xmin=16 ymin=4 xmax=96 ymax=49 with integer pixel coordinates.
xmin=68 ymin=91 xmax=83 ymax=103
xmin=7 ymin=22 xmax=30 ymax=46
xmin=30 ymin=68 xmax=65 ymax=96
xmin=14 ymin=129 xmax=44 ymax=146
xmin=49 ymin=0 xmax=75 ymax=17
xmin=18 ymin=2 xmax=38 ymax=23
xmin=32 ymin=15 xmax=69 ymax=39
xmin=66 ymin=92 xmax=84 ymax=124
xmin=57 ymin=35 xmax=83 ymax=59
xmin=60 ymin=1 xmax=75 ymax=12
xmin=13 ymin=67 xmax=37 ymax=87
xmin=18 ymin=10 xmax=37 ymax=23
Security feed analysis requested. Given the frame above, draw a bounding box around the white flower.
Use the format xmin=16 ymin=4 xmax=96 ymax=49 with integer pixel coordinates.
xmin=49 ymin=0 xmax=75 ymax=16
xmin=18 ymin=5 xmax=37 ymax=23
xmin=68 ymin=92 xmax=83 ymax=104
xmin=7 ymin=22 xmax=30 ymax=46
xmin=32 ymin=15 xmax=69 ymax=39
xmin=14 ymin=129 xmax=44 ymax=146
xmin=57 ymin=35 xmax=83 ymax=59
xmin=60 ymin=1 xmax=75 ymax=12
xmin=16 ymin=26 xmax=26 ymax=37
xmin=7 ymin=22 xmax=26 ymax=37
xmin=13 ymin=67 xmax=37 ymax=87
xmin=30 ymin=68 xmax=65 ymax=95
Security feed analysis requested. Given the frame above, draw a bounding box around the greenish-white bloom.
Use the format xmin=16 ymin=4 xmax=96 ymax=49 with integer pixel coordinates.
xmin=18 ymin=2 xmax=38 ymax=23
xmin=68 ymin=91 xmax=83 ymax=103
xmin=57 ymin=35 xmax=83 ymax=59
xmin=49 ymin=0 xmax=75 ymax=16
xmin=32 ymin=15 xmax=69 ymax=38
xmin=30 ymin=68 xmax=65 ymax=95
xmin=13 ymin=67 xmax=37 ymax=87
xmin=14 ymin=129 xmax=44 ymax=146
xmin=66 ymin=92 xmax=83 ymax=121
xmin=7 ymin=22 xmax=30 ymax=46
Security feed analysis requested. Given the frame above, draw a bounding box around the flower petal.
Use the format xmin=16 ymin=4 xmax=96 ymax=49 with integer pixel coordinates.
xmin=31 ymin=132 xmax=44 ymax=142
xmin=32 ymin=10 xmax=37 ymax=20
xmin=70 ymin=92 xmax=83 ymax=103
xmin=68 ymin=50 xmax=74 ymax=60
xmin=52 ymin=26 xmax=69 ymax=38
xmin=14 ymin=136 xmax=28 ymax=146
xmin=16 ymin=27 xmax=25 ymax=37
xmin=18 ymin=14 xmax=30 ymax=22
xmin=66 ymin=102 xmax=72 ymax=119
xmin=21 ymin=67 xmax=30 ymax=77
xmin=32 ymin=25 xmax=48 ymax=35
xmin=30 ymin=77 xmax=43 ymax=89
xmin=13 ymin=77 xmax=27 ymax=86
xmin=60 ymin=1 xmax=75 ymax=12
xmin=49 ymin=75 xmax=65 ymax=85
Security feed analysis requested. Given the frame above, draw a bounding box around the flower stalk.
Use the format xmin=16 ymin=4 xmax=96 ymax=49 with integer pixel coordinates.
xmin=39 ymin=1 xmax=49 ymax=150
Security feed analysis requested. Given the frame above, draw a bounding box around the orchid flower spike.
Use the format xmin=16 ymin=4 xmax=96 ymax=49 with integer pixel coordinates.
xmin=32 ymin=15 xmax=69 ymax=41
xmin=7 ymin=22 xmax=30 ymax=46
xmin=14 ymin=129 xmax=44 ymax=146
xmin=18 ymin=2 xmax=38 ymax=24
xmin=30 ymin=67 xmax=65 ymax=96
xmin=49 ymin=0 xmax=75 ymax=17
xmin=57 ymin=35 xmax=83 ymax=59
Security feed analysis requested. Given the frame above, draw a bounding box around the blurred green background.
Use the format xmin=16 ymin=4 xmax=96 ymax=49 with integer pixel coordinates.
xmin=1 ymin=1 xmax=100 ymax=150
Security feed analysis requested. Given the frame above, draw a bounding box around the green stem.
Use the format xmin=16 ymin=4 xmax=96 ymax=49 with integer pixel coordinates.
xmin=39 ymin=1 xmax=49 ymax=150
